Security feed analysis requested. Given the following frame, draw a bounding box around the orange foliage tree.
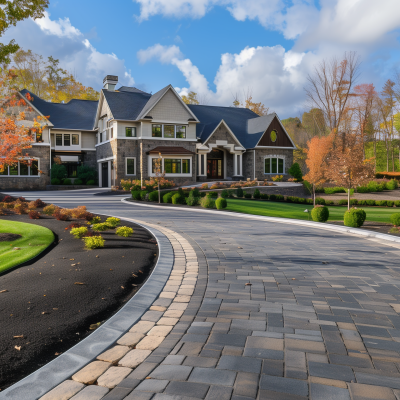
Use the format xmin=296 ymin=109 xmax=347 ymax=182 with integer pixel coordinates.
xmin=303 ymin=134 xmax=334 ymax=206
xmin=326 ymin=133 xmax=374 ymax=209
xmin=0 ymin=70 xmax=46 ymax=171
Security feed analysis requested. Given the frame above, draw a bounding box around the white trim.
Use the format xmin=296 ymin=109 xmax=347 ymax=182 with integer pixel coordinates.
xmin=204 ymin=120 xmax=243 ymax=148
xmin=32 ymin=143 xmax=51 ymax=147
xmin=125 ymin=157 xmax=137 ymax=176
xmin=137 ymin=137 xmax=194 ymax=142
xmin=148 ymin=155 xmax=192 ymax=177
xmin=51 ymin=128 xmax=96 ymax=132
xmin=95 ymin=140 xmax=111 ymax=147
xmin=80 ymin=148 xmax=96 ymax=151
xmin=151 ymin=123 xmax=188 ymax=140
xmin=124 ymin=126 xmax=137 ymax=138
xmin=264 ymin=155 xmax=285 ymax=175
xmin=97 ymin=156 xmax=115 ymax=163
xmin=0 ymin=158 xmax=41 ymax=177
xmin=255 ymin=146 xmax=296 ymax=150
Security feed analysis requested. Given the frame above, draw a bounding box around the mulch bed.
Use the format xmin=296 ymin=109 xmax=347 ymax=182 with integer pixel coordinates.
xmin=0 ymin=214 xmax=158 ymax=391
xmin=0 ymin=233 xmax=22 ymax=242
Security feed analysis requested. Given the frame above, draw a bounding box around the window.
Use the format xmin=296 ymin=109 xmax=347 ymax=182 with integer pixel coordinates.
xmin=126 ymin=127 xmax=136 ymax=137
xmin=126 ymin=158 xmax=136 ymax=175
xmin=152 ymin=159 xmax=157 ymax=173
xmin=164 ymin=125 xmax=175 ymax=138
xmin=164 ymin=159 xmax=181 ymax=173
xmin=72 ymin=134 xmax=79 ymax=145
xmin=64 ymin=134 xmax=71 ymax=146
xmin=265 ymin=157 xmax=284 ymax=174
xmin=56 ymin=134 xmax=62 ymax=146
xmin=176 ymin=126 xmax=186 ymax=139
xmin=35 ymin=130 xmax=43 ymax=142
xmin=182 ymin=159 xmax=190 ymax=173
xmin=0 ymin=159 xmax=39 ymax=176
xmin=152 ymin=124 xmax=162 ymax=137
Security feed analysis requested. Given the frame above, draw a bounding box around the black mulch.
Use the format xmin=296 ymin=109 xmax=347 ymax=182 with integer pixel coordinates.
xmin=0 ymin=214 xmax=158 ymax=390
xmin=0 ymin=233 xmax=22 ymax=242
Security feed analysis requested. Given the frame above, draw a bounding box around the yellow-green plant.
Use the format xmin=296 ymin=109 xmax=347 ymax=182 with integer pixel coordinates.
xmin=83 ymin=235 xmax=105 ymax=249
xmin=115 ymin=226 xmax=134 ymax=237
xmin=70 ymin=227 xmax=88 ymax=239
xmin=271 ymin=175 xmax=284 ymax=182
xmin=89 ymin=216 xmax=101 ymax=224
xmin=106 ymin=217 xmax=121 ymax=228
xmin=92 ymin=223 xmax=109 ymax=231
xmin=42 ymin=204 xmax=59 ymax=215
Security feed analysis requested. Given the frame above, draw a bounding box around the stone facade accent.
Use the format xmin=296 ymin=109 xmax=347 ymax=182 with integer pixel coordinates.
xmin=82 ymin=150 xmax=97 ymax=170
xmin=204 ymin=125 xmax=241 ymax=146
xmin=0 ymin=145 xmax=51 ymax=191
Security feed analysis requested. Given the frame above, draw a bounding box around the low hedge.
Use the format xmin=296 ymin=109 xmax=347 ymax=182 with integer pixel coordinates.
xmin=172 ymin=192 xmax=185 ymax=205
xmin=149 ymin=191 xmax=160 ymax=202
xmin=131 ymin=190 xmax=141 ymax=200
xmin=200 ymin=197 xmax=215 ymax=209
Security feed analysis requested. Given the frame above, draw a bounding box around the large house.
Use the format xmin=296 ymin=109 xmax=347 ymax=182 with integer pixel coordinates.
xmin=0 ymin=75 xmax=296 ymax=190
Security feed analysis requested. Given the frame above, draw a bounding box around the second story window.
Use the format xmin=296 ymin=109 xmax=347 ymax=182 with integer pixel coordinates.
xmin=176 ymin=125 xmax=186 ymax=138
xmin=72 ymin=134 xmax=79 ymax=145
xmin=126 ymin=127 xmax=136 ymax=137
xmin=64 ymin=134 xmax=71 ymax=146
xmin=152 ymin=124 xmax=162 ymax=137
xmin=152 ymin=124 xmax=188 ymax=139
xmin=164 ymin=125 xmax=174 ymax=138
xmin=56 ymin=134 xmax=62 ymax=146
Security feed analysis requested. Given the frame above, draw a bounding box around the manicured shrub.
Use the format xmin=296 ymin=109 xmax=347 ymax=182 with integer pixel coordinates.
xmin=77 ymin=164 xmax=97 ymax=184
xmin=215 ymin=198 xmax=227 ymax=209
xmin=163 ymin=192 xmax=175 ymax=203
xmin=344 ymin=208 xmax=367 ymax=228
xmin=149 ymin=191 xmax=160 ymax=202
xmin=84 ymin=235 xmax=105 ymax=249
xmin=3 ymin=195 xmax=14 ymax=203
xmin=306 ymin=198 xmax=313 ymax=204
xmin=376 ymin=200 xmax=387 ymax=207
xmin=86 ymin=180 xmax=95 ymax=185
xmin=51 ymin=163 xmax=67 ymax=181
xmin=387 ymin=201 xmax=394 ymax=207
xmin=358 ymin=200 xmax=367 ymax=206
xmin=349 ymin=199 xmax=358 ymax=206
xmin=207 ymin=191 xmax=218 ymax=198
xmin=367 ymin=181 xmax=379 ymax=192
xmin=390 ymin=213 xmax=400 ymax=226
xmin=63 ymin=178 xmax=72 ymax=185
xmin=324 ymin=187 xmax=346 ymax=194
xmin=387 ymin=179 xmax=399 ymax=190
xmin=27 ymin=201 xmax=36 ymax=210
xmin=89 ymin=216 xmax=101 ymax=224
xmin=17 ymin=197 xmax=26 ymax=202
xmin=356 ymin=185 xmax=369 ymax=193
xmin=74 ymin=179 xmax=83 ymax=185
xmin=172 ymin=192 xmax=185 ymax=204
xmin=71 ymin=206 xmax=87 ymax=219
xmin=140 ymin=190 xmax=149 ymax=201
xmin=116 ymin=226 xmax=134 ymax=237
xmin=366 ymin=200 xmax=376 ymax=206
xmin=200 ymin=197 xmax=215 ymax=209
xmin=221 ymin=189 xmax=229 ymax=199
xmin=43 ymin=204 xmax=59 ymax=215
xmin=395 ymin=201 xmax=400 ymax=207
xmin=339 ymin=200 xmax=348 ymax=206
xmin=270 ymin=194 xmax=276 ymax=201
xmin=51 ymin=178 xmax=61 ymax=185
xmin=311 ymin=205 xmax=329 ymax=222
xmin=53 ymin=210 xmax=69 ymax=221
xmin=260 ymin=193 xmax=269 ymax=200
xmin=236 ymin=187 xmax=244 ymax=198
xmin=244 ymin=193 xmax=252 ymax=199
xmin=28 ymin=210 xmax=40 ymax=219
xmin=131 ymin=190 xmax=141 ymax=200
xmin=227 ymin=189 xmax=235 ymax=198
xmin=288 ymin=162 xmax=303 ymax=181
xmin=253 ymin=189 xmax=261 ymax=199
xmin=191 ymin=188 xmax=200 ymax=197
xmin=270 ymin=194 xmax=284 ymax=201
xmin=106 ymin=217 xmax=120 ymax=228
xmin=325 ymin=200 xmax=334 ymax=206
xmin=271 ymin=175 xmax=283 ymax=182
xmin=315 ymin=197 xmax=326 ymax=205
xmin=186 ymin=196 xmax=199 ymax=206
xmin=33 ymin=199 xmax=46 ymax=208
xmin=92 ymin=223 xmax=109 ymax=231
xmin=66 ymin=222 xmax=84 ymax=230
xmin=70 ymin=227 xmax=88 ymax=239
xmin=200 ymin=183 xmax=209 ymax=189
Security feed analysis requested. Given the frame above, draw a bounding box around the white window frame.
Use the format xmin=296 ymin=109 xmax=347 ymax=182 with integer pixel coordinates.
xmin=151 ymin=124 xmax=187 ymax=139
xmin=125 ymin=127 xmax=137 ymax=138
xmin=125 ymin=157 xmax=136 ymax=176
xmin=148 ymin=155 xmax=192 ymax=177
xmin=54 ymin=132 xmax=81 ymax=148
xmin=264 ymin=156 xmax=285 ymax=175
xmin=0 ymin=158 xmax=40 ymax=177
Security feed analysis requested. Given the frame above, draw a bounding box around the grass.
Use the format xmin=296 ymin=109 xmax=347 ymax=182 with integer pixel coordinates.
xmin=226 ymin=199 xmax=398 ymax=223
xmin=0 ymin=219 xmax=54 ymax=273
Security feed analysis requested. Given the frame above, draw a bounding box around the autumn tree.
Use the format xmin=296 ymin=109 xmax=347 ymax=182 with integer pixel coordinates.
xmin=302 ymin=108 xmax=328 ymax=138
xmin=303 ymin=134 xmax=334 ymax=206
xmin=0 ymin=69 xmax=46 ymax=171
xmin=305 ymin=52 xmax=360 ymax=137
xmin=0 ymin=0 xmax=49 ymax=63
xmin=181 ymin=91 xmax=199 ymax=105
xmin=326 ymin=132 xmax=374 ymax=209
xmin=232 ymin=90 xmax=269 ymax=116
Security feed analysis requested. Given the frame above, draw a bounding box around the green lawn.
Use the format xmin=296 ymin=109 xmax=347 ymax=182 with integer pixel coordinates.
xmin=226 ymin=199 xmax=397 ymax=223
xmin=0 ymin=219 xmax=54 ymax=273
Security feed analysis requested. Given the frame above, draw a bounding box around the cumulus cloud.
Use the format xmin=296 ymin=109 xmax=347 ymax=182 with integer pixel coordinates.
xmin=2 ymin=12 xmax=134 ymax=90
xmin=137 ymin=44 xmax=182 ymax=64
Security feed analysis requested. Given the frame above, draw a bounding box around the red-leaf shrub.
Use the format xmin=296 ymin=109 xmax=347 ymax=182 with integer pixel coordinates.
xmin=14 ymin=202 xmax=28 ymax=214
xmin=28 ymin=210 xmax=40 ymax=219
xmin=71 ymin=205 xmax=87 ymax=219
xmin=33 ymin=199 xmax=46 ymax=208
xmin=82 ymin=212 xmax=95 ymax=221
xmin=18 ymin=197 xmax=26 ymax=202
xmin=3 ymin=195 xmax=14 ymax=203
xmin=53 ymin=210 xmax=69 ymax=221
xmin=66 ymin=222 xmax=84 ymax=230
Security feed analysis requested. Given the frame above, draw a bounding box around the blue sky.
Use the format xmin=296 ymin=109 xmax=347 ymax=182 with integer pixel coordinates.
xmin=4 ymin=0 xmax=400 ymax=118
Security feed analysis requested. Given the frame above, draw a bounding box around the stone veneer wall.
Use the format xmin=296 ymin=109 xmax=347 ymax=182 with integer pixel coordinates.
xmin=243 ymin=148 xmax=294 ymax=181
xmin=82 ymin=151 xmax=97 ymax=170
xmin=0 ymin=146 xmax=51 ymax=190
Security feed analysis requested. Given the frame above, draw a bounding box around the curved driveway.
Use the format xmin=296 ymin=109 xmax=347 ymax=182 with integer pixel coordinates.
xmin=3 ymin=188 xmax=400 ymax=400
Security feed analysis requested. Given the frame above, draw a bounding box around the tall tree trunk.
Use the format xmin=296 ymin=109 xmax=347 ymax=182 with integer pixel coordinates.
xmin=386 ymin=138 xmax=389 ymax=171
xmin=348 ymin=188 xmax=350 ymax=210
xmin=392 ymin=147 xmax=395 ymax=172
xmin=374 ymin=139 xmax=377 ymax=172
xmin=313 ymin=184 xmax=315 ymax=207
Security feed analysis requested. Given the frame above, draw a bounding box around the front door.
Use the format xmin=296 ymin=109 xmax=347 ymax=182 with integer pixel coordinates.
xmin=102 ymin=162 xmax=108 ymax=187
xmin=207 ymin=149 xmax=224 ymax=179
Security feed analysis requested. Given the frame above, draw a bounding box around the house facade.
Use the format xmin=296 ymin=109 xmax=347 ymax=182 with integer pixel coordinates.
xmin=0 ymin=75 xmax=295 ymax=190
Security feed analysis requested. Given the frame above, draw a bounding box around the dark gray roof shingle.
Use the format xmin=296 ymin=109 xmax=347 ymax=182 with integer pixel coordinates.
xmin=20 ymin=89 xmax=98 ymax=130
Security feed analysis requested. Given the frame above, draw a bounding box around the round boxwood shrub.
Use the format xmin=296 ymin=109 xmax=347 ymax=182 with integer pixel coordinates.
xmin=140 ymin=190 xmax=149 ymax=201
xmin=344 ymin=208 xmax=367 ymax=228
xmin=390 ymin=213 xmax=400 ymax=226
xmin=149 ymin=191 xmax=160 ymax=202
xmin=86 ymin=180 xmax=95 ymax=185
xmin=200 ymin=197 xmax=215 ymax=209
xmin=172 ymin=192 xmax=185 ymax=204
xmin=236 ymin=187 xmax=244 ymax=198
xmin=253 ymin=189 xmax=261 ymax=199
xmin=288 ymin=162 xmax=303 ymax=181
xmin=51 ymin=178 xmax=60 ymax=185
xmin=163 ymin=192 xmax=174 ymax=203
xmin=116 ymin=226 xmax=134 ymax=237
xmin=186 ymin=196 xmax=199 ymax=206
xmin=311 ymin=205 xmax=329 ymax=222
xmin=366 ymin=200 xmax=376 ymax=206
xmin=63 ymin=178 xmax=72 ymax=185
xmin=74 ymin=179 xmax=83 ymax=185
xmin=394 ymin=200 xmax=400 ymax=207
xmin=215 ymin=198 xmax=227 ymax=209
xmin=131 ymin=190 xmax=141 ymax=200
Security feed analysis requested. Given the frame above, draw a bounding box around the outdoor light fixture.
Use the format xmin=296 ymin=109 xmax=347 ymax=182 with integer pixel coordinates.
xmin=304 ymin=209 xmax=311 ymax=220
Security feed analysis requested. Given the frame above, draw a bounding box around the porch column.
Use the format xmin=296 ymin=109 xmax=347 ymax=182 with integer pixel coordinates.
xmin=233 ymin=154 xmax=237 ymax=176
xmin=198 ymin=152 xmax=207 ymax=176
xmin=98 ymin=162 xmax=102 ymax=187
xmin=238 ymin=153 xmax=243 ymax=176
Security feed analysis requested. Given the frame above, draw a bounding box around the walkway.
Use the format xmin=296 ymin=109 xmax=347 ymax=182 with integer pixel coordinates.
xmin=2 ymin=189 xmax=400 ymax=400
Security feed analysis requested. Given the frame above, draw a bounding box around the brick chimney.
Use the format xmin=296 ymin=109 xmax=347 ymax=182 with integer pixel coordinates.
xmin=103 ymin=75 xmax=118 ymax=91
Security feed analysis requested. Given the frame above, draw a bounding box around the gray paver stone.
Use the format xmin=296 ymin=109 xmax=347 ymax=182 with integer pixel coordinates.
xmin=310 ymin=383 xmax=351 ymax=400
xmin=165 ymin=381 xmax=210 ymax=398
xmin=205 ymin=385 xmax=233 ymax=400
xmin=309 ymin=361 xmax=355 ymax=382
xmin=69 ymin=385 xmax=109 ymax=400
xmin=189 ymin=367 xmax=236 ymax=386
xmin=259 ymin=375 xmax=308 ymax=397
xmin=150 ymin=365 xmax=193 ymax=381
xmin=217 ymin=355 xmax=261 ymax=373
xmin=135 ymin=379 xmax=169 ymax=392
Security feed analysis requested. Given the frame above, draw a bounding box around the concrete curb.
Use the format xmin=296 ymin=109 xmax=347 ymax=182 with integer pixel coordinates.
xmin=0 ymin=218 xmax=174 ymax=400
xmin=120 ymin=198 xmax=400 ymax=247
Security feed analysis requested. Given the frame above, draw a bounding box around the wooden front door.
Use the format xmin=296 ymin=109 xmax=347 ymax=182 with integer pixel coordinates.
xmin=207 ymin=159 xmax=223 ymax=179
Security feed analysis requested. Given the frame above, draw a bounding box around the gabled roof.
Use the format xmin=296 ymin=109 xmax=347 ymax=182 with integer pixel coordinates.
xmin=20 ymin=89 xmax=98 ymax=130
xmin=147 ymin=146 xmax=195 ymax=155
xmin=117 ymin=86 xmax=150 ymax=94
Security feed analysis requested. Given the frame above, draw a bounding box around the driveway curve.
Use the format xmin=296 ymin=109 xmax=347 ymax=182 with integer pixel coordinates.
xmin=2 ymin=188 xmax=400 ymax=400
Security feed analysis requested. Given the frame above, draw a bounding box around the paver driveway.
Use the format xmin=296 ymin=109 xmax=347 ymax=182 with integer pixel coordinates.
xmin=3 ymin=189 xmax=400 ymax=400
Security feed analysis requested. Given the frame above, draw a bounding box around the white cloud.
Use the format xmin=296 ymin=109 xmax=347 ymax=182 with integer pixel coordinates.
xmin=137 ymin=44 xmax=182 ymax=64
xmin=2 ymin=12 xmax=134 ymax=90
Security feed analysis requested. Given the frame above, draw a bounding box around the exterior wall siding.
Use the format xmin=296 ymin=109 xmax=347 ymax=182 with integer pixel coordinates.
xmin=0 ymin=146 xmax=51 ymax=190
xmin=150 ymin=90 xmax=193 ymax=122
xmin=81 ymin=132 xmax=96 ymax=149
xmin=116 ymin=121 xmax=140 ymax=138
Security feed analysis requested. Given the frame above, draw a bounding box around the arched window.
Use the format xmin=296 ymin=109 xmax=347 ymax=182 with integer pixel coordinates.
xmin=265 ymin=156 xmax=284 ymax=174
